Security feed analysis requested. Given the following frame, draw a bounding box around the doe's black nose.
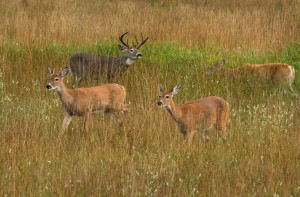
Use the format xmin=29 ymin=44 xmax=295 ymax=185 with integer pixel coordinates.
xmin=46 ymin=84 xmax=52 ymax=90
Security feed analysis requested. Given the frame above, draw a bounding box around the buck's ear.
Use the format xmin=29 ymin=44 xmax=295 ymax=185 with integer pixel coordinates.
xmin=118 ymin=45 xmax=126 ymax=51
xmin=159 ymin=84 xmax=164 ymax=95
xmin=48 ymin=67 xmax=54 ymax=75
xmin=60 ymin=67 xmax=69 ymax=78
xmin=171 ymin=85 xmax=180 ymax=95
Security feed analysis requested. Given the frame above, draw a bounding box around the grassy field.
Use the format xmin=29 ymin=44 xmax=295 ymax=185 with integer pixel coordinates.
xmin=1 ymin=0 xmax=300 ymax=196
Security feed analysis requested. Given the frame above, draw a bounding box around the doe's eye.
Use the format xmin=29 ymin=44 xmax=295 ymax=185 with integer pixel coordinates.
xmin=55 ymin=78 xmax=59 ymax=81
xmin=165 ymin=95 xmax=170 ymax=99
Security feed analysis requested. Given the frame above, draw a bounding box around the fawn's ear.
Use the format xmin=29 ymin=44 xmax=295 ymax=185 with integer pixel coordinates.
xmin=48 ymin=67 xmax=54 ymax=75
xmin=159 ymin=84 xmax=164 ymax=95
xmin=217 ymin=60 xmax=225 ymax=67
xmin=60 ymin=67 xmax=69 ymax=78
xmin=171 ymin=85 xmax=180 ymax=96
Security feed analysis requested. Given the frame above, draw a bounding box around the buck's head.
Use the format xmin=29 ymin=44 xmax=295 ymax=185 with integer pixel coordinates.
xmin=206 ymin=60 xmax=225 ymax=75
xmin=157 ymin=84 xmax=180 ymax=110
xmin=46 ymin=67 xmax=69 ymax=91
xmin=118 ymin=32 xmax=148 ymax=65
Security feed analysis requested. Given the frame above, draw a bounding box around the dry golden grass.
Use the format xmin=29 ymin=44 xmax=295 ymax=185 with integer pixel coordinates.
xmin=1 ymin=0 xmax=300 ymax=196
xmin=1 ymin=0 xmax=299 ymax=51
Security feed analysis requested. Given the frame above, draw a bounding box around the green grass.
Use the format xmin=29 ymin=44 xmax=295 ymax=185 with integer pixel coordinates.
xmin=1 ymin=41 xmax=300 ymax=196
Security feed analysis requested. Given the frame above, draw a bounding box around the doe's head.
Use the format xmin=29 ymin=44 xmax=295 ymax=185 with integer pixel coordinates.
xmin=157 ymin=84 xmax=180 ymax=109
xmin=46 ymin=67 xmax=69 ymax=91
xmin=206 ymin=60 xmax=225 ymax=75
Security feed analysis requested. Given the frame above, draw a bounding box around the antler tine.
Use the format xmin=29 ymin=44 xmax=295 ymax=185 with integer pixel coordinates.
xmin=134 ymin=35 xmax=139 ymax=47
xmin=136 ymin=33 xmax=148 ymax=49
xmin=119 ymin=32 xmax=130 ymax=48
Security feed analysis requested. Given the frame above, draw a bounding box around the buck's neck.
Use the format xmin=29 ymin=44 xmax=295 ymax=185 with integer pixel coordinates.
xmin=118 ymin=55 xmax=135 ymax=66
xmin=165 ymin=100 xmax=183 ymax=122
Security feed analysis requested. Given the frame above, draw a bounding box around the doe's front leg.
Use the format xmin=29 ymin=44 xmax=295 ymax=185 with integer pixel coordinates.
xmin=185 ymin=130 xmax=197 ymax=148
xmin=60 ymin=113 xmax=72 ymax=136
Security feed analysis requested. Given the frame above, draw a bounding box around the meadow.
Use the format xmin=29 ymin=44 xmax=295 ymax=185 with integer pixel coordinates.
xmin=1 ymin=0 xmax=300 ymax=196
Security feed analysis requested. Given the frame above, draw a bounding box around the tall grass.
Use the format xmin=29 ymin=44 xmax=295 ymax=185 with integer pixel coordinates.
xmin=1 ymin=0 xmax=299 ymax=51
xmin=1 ymin=0 xmax=300 ymax=196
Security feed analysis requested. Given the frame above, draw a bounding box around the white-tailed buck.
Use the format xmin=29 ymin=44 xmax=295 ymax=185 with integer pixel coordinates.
xmin=157 ymin=84 xmax=229 ymax=147
xmin=70 ymin=32 xmax=148 ymax=85
xmin=46 ymin=67 xmax=129 ymax=136
xmin=207 ymin=60 xmax=295 ymax=92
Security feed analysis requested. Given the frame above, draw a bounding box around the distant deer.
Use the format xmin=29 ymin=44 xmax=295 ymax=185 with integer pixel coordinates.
xmin=46 ymin=67 xmax=129 ymax=136
xmin=207 ymin=60 xmax=295 ymax=92
xmin=70 ymin=32 xmax=148 ymax=85
xmin=157 ymin=84 xmax=229 ymax=147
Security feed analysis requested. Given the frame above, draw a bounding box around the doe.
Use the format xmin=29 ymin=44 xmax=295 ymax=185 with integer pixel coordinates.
xmin=46 ymin=67 xmax=129 ymax=136
xmin=207 ymin=60 xmax=295 ymax=92
xmin=157 ymin=84 xmax=229 ymax=147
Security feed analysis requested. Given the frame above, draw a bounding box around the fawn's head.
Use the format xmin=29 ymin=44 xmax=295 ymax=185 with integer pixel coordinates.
xmin=118 ymin=32 xmax=148 ymax=64
xmin=157 ymin=84 xmax=180 ymax=110
xmin=46 ymin=67 xmax=69 ymax=91
xmin=206 ymin=60 xmax=225 ymax=74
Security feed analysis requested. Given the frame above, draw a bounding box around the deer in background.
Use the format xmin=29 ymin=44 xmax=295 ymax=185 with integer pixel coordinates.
xmin=70 ymin=32 xmax=148 ymax=85
xmin=207 ymin=60 xmax=295 ymax=92
xmin=157 ymin=84 xmax=229 ymax=147
xmin=46 ymin=67 xmax=129 ymax=136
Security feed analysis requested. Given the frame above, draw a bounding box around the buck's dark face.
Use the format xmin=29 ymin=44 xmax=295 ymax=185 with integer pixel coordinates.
xmin=118 ymin=32 xmax=148 ymax=64
xmin=118 ymin=45 xmax=142 ymax=61
xmin=127 ymin=48 xmax=142 ymax=59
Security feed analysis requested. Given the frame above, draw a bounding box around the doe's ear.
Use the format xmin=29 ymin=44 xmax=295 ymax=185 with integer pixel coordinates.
xmin=217 ymin=60 xmax=225 ymax=67
xmin=60 ymin=67 xmax=69 ymax=78
xmin=171 ymin=84 xmax=180 ymax=95
xmin=159 ymin=84 xmax=164 ymax=95
xmin=48 ymin=67 xmax=54 ymax=75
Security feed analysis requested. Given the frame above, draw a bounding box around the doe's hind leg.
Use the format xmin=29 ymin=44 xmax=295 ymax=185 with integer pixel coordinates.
xmin=217 ymin=106 xmax=229 ymax=141
xmin=105 ymin=109 xmax=123 ymax=129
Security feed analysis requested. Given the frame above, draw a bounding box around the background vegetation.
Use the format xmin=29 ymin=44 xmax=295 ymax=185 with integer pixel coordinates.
xmin=0 ymin=0 xmax=300 ymax=196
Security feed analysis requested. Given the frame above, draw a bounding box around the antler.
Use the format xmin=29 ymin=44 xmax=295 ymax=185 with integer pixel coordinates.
xmin=119 ymin=32 xmax=130 ymax=48
xmin=136 ymin=33 xmax=148 ymax=49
